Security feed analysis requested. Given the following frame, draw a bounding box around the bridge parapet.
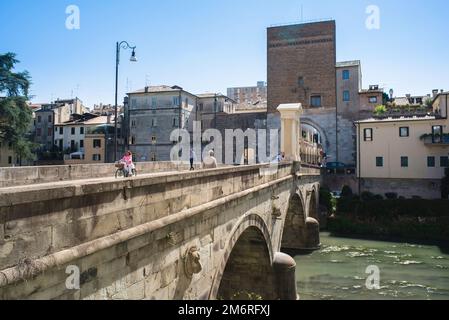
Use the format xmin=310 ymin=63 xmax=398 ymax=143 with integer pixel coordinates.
xmin=0 ymin=162 xmax=202 ymax=188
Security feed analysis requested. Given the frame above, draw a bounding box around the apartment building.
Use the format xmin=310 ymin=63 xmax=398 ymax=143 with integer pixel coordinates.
xmin=355 ymin=91 xmax=449 ymax=199
xmin=54 ymin=114 xmax=114 ymax=164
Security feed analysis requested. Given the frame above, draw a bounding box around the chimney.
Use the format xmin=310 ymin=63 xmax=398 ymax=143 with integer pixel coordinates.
xmin=144 ymin=86 xmax=149 ymax=93
xmin=432 ymin=89 xmax=439 ymax=97
xmin=441 ymin=89 xmax=444 ymax=93
xmin=107 ymin=114 xmax=111 ymax=124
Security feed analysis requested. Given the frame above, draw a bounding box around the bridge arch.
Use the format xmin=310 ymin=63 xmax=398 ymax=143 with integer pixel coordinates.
xmin=209 ymin=214 xmax=275 ymax=300
xmin=281 ymin=193 xmax=307 ymax=251
xmin=308 ymin=188 xmax=318 ymax=220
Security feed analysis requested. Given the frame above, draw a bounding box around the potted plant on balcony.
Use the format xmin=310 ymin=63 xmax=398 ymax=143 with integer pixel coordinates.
xmin=373 ymin=105 xmax=387 ymax=118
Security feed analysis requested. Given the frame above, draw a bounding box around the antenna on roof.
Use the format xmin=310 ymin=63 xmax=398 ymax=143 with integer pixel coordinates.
xmin=145 ymin=74 xmax=150 ymax=87
xmin=300 ymin=4 xmax=304 ymax=22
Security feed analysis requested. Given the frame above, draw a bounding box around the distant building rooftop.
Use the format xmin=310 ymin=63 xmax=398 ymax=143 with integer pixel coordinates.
xmin=336 ymin=60 xmax=361 ymax=68
xmin=356 ymin=115 xmax=437 ymax=124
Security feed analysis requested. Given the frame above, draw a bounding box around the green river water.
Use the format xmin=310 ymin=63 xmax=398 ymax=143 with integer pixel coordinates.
xmin=295 ymin=233 xmax=449 ymax=300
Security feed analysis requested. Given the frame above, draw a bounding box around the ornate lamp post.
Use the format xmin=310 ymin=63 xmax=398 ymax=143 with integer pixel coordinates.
xmin=114 ymin=41 xmax=137 ymax=161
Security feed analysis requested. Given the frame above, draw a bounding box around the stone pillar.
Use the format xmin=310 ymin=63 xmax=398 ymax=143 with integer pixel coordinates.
xmin=277 ymin=104 xmax=303 ymax=162
xmin=273 ymin=252 xmax=298 ymax=300
xmin=305 ymin=217 xmax=321 ymax=250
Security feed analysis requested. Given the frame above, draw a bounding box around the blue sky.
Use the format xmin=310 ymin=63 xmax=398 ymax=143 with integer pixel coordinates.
xmin=0 ymin=0 xmax=448 ymax=107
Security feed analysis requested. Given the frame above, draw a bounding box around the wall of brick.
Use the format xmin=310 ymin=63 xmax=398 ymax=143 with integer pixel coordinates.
xmin=267 ymin=21 xmax=336 ymax=113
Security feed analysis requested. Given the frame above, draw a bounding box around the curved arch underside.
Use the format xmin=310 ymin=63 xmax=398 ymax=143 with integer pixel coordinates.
xmin=216 ymin=226 xmax=276 ymax=300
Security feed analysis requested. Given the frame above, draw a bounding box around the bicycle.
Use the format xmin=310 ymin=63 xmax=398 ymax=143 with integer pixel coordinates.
xmin=115 ymin=162 xmax=137 ymax=178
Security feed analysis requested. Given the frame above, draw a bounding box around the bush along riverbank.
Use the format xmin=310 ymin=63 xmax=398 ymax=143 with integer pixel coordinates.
xmin=326 ymin=187 xmax=449 ymax=244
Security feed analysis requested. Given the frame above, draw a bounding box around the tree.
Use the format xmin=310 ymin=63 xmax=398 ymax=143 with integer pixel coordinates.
xmin=382 ymin=92 xmax=390 ymax=105
xmin=442 ymin=168 xmax=449 ymax=200
xmin=0 ymin=53 xmax=34 ymax=163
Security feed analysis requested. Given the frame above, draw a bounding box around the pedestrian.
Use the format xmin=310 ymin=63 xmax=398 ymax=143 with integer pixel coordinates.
xmin=190 ymin=147 xmax=196 ymax=171
xmin=202 ymin=150 xmax=218 ymax=169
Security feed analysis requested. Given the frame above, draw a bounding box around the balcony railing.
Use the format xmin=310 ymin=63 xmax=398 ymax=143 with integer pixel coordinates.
xmin=421 ymin=134 xmax=449 ymax=146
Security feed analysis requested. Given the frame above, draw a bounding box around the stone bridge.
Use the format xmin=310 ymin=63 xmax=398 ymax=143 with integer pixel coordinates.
xmin=0 ymin=162 xmax=321 ymax=300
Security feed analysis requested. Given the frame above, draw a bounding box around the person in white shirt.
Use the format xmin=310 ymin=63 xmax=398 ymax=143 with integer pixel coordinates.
xmin=202 ymin=150 xmax=218 ymax=169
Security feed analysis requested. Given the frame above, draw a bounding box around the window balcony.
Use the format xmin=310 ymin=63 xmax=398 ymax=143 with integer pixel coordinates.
xmin=421 ymin=134 xmax=449 ymax=146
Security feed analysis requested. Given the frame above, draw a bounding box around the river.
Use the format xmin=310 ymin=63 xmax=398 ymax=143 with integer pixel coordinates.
xmin=295 ymin=233 xmax=449 ymax=300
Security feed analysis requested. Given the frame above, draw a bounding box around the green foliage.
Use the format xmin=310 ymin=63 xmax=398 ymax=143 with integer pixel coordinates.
xmin=341 ymin=185 xmax=353 ymax=198
xmin=0 ymin=52 xmax=34 ymax=161
xmin=382 ymin=92 xmax=390 ymax=105
xmin=373 ymin=104 xmax=387 ymax=116
xmin=319 ymin=187 xmax=334 ymax=212
xmin=425 ymin=97 xmax=433 ymax=108
xmin=442 ymin=168 xmax=449 ymax=200
xmin=385 ymin=192 xmax=398 ymax=200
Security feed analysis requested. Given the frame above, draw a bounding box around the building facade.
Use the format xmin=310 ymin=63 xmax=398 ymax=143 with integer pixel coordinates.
xmin=126 ymin=86 xmax=197 ymax=162
xmin=34 ymin=98 xmax=87 ymax=152
xmin=54 ymin=114 xmax=113 ymax=164
xmin=227 ymin=82 xmax=267 ymax=106
xmin=356 ymin=92 xmax=449 ymax=199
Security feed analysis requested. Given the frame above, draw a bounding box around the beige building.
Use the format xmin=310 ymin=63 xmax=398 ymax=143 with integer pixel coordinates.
xmin=356 ymin=92 xmax=449 ymax=199
xmin=55 ymin=115 xmax=113 ymax=164
xmin=0 ymin=141 xmax=19 ymax=167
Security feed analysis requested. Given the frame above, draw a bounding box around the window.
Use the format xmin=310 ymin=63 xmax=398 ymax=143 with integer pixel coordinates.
xmin=441 ymin=156 xmax=449 ymax=168
xmin=432 ymin=126 xmax=443 ymax=143
xmin=131 ymin=120 xmax=136 ymax=127
xmin=48 ymin=128 xmax=52 ymax=136
xmin=342 ymin=70 xmax=350 ymax=80
xmin=369 ymin=96 xmax=378 ymax=103
xmin=55 ymin=127 xmax=58 ymax=132
xmin=71 ymin=140 xmax=76 ymax=150
xmin=173 ymin=118 xmax=178 ymax=127
xmin=298 ymin=76 xmax=304 ymax=87
xmin=428 ymin=156 xmax=436 ymax=167
xmin=131 ymin=136 xmax=135 ymax=145
xmin=48 ymin=115 xmax=52 ymax=123
xmin=93 ymin=139 xmax=101 ymax=148
xmin=310 ymin=96 xmax=322 ymax=107
xmin=79 ymin=140 xmax=84 ymax=149
xmin=399 ymin=127 xmax=409 ymax=137
xmin=363 ymin=128 xmax=373 ymax=141
xmin=376 ymin=157 xmax=384 ymax=167
xmin=151 ymin=97 xmax=157 ymax=108
xmin=152 ymin=118 xmax=157 ymax=127
xmin=343 ymin=91 xmax=350 ymax=102
xmin=151 ymin=136 xmax=157 ymax=144
xmin=80 ymin=127 xmax=84 ymax=135
xmin=37 ymin=116 xmax=41 ymax=123
xmin=36 ymin=128 xmax=42 ymax=136
xmin=199 ymin=103 xmax=204 ymax=111
xmin=401 ymin=156 xmax=409 ymax=168
xmin=173 ymin=97 xmax=180 ymax=106
xmin=93 ymin=154 xmax=101 ymax=161
xmin=71 ymin=127 xmax=75 ymax=135
xmin=151 ymin=153 xmax=157 ymax=161
xmin=8 ymin=156 xmax=12 ymax=164
xmin=59 ymin=127 xmax=63 ymax=135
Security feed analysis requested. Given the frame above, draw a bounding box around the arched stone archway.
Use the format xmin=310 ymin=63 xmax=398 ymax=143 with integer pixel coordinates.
xmin=209 ymin=214 xmax=275 ymax=300
xmin=309 ymin=189 xmax=318 ymax=220
xmin=216 ymin=226 xmax=275 ymax=300
xmin=281 ymin=193 xmax=307 ymax=251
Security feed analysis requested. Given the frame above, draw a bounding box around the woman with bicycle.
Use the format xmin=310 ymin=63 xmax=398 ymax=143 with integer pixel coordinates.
xmin=118 ymin=151 xmax=136 ymax=177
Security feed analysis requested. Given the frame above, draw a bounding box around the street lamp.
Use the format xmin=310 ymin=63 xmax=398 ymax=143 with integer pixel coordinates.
xmin=114 ymin=41 xmax=137 ymax=162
